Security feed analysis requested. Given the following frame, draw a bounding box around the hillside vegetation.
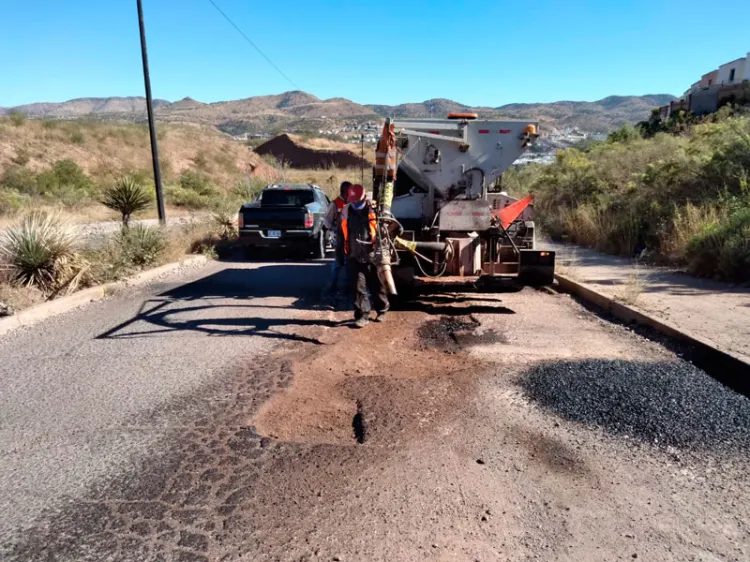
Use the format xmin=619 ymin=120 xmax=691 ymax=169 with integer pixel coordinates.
xmin=0 ymin=116 xmax=276 ymax=220
xmin=506 ymin=107 xmax=750 ymax=282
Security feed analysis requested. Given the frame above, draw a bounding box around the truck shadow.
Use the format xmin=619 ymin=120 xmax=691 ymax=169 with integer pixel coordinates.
xmin=97 ymin=263 xmax=344 ymax=343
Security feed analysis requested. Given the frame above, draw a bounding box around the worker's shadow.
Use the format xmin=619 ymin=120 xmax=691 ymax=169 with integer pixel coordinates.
xmin=96 ymin=264 xmax=345 ymax=344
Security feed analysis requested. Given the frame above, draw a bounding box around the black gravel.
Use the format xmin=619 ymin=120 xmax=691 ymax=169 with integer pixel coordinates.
xmin=520 ymin=359 xmax=750 ymax=452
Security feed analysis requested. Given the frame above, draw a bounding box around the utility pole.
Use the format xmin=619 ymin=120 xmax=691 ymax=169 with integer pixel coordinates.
xmin=137 ymin=0 xmax=166 ymax=224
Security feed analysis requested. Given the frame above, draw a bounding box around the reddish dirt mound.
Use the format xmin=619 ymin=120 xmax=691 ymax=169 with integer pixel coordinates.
xmin=254 ymin=134 xmax=372 ymax=169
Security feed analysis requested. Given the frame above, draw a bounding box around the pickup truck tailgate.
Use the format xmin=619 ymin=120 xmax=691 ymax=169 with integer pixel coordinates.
xmin=241 ymin=207 xmax=307 ymax=230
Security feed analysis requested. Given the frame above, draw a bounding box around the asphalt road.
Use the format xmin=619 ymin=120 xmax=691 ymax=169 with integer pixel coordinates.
xmin=1 ymin=258 xmax=748 ymax=561
xmin=0 ymin=257 xmax=332 ymax=555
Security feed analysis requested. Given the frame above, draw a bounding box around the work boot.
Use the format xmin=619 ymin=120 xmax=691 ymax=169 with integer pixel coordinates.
xmin=354 ymin=316 xmax=369 ymax=329
xmin=373 ymin=310 xmax=387 ymax=323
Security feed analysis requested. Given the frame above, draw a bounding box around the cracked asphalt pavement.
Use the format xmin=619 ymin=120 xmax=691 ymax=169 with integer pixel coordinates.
xmin=1 ymin=257 xmax=748 ymax=561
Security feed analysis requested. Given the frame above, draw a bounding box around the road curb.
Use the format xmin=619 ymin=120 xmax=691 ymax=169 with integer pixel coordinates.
xmin=0 ymin=255 xmax=208 ymax=337
xmin=554 ymin=273 xmax=750 ymax=392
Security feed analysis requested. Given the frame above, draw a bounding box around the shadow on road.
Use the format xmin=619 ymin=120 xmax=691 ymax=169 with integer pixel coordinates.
xmin=97 ymin=262 xmax=343 ymax=344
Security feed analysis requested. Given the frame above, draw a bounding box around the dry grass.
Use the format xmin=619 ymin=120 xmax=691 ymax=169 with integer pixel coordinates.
xmin=0 ymin=274 xmax=44 ymax=311
xmin=0 ymin=118 xmax=274 ymax=188
xmin=614 ymin=265 xmax=648 ymax=305
xmin=660 ymin=203 xmax=725 ymax=263
xmin=275 ymin=166 xmax=373 ymax=198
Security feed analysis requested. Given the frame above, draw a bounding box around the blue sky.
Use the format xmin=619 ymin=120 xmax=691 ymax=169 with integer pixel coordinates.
xmin=3 ymin=0 xmax=750 ymax=108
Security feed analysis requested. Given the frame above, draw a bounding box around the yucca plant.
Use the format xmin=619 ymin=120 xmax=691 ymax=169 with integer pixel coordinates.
xmin=0 ymin=211 xmax=84 ymax=293
xmin=101 ymin=176 xmax=152 ymax=226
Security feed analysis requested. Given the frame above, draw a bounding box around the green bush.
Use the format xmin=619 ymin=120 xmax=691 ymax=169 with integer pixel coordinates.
xmin=165 ymin=184 xmax=213 ymax=209
xmin=36 ymin=159 xmax=95 ymax=204
xmin=512 ymin=113 xmax=750 ymax=279
xmin=1 ymin=166 xmax=38 ymax=195
xmin=101 ymin=176 xmax=152 ymax=225
xmin=686 ymin=206 xmax=750 ymax=282
xmin=116 ymin=224 xmax=167 ymax=267
xmin=179 ymin=169 xmax=216 ymax=196
xmin=0 ymin=211 xmax=81 ymax=292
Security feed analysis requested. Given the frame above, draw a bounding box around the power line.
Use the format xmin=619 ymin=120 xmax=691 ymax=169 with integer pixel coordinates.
xmin=207 ymin=0 xmax=300 ymax=91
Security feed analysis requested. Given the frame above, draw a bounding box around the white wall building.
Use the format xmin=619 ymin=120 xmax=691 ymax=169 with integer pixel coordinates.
xmin=717 ymin=53 xmax=750 ymax=85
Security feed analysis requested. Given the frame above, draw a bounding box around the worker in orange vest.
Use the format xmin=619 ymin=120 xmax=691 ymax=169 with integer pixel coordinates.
xmin=322 ymin=181 xmax=351 ymax=308
xmin=340 ymin=184 xmax=389 ymax=328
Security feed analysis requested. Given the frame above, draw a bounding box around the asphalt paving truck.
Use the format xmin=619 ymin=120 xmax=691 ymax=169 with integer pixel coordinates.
xmin=370 ymin=113 xmax=555 ymax=294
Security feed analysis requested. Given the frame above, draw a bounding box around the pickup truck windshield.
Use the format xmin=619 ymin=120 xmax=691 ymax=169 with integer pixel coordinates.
xmin=261 ymin=190 xmax=314 ymax=206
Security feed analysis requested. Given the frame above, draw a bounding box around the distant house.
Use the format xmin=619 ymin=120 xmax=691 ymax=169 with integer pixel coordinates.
xmin=699 ymin=69 xmax=719 ymax=88
xmin=663 ymin=51 xmax=750 ymax=118
xmin=717 ymin=54 xmax=750 ymax=85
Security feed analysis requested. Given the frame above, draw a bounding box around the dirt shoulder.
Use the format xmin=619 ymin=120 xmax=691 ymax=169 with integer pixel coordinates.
xmin=550 ymin=241 xmax=750 ymax=364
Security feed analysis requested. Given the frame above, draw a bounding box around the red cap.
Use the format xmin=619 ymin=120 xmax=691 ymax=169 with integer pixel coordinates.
xmin=347 ymin=184 xmax=366 ymax=203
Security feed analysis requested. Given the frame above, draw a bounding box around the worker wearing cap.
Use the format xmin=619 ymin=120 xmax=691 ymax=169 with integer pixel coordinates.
xmin=339 ymin=184 xmax=389 ymax=328
xmin=321 ymin=181 xmax=351 ymax=307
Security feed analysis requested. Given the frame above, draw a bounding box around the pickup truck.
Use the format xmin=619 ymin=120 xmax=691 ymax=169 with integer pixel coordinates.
xmin=238 ymin=184 xmax=330 ymax=259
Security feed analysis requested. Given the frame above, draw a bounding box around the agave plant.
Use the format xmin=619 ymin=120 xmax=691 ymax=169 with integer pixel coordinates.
xmin=0 ymin=211 xmax=83 ymax=293
xmin=101 ymin=176 xmax=152 ymax=226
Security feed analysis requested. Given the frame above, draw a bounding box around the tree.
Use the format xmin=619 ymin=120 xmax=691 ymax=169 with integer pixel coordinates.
xmin=101 ymin=176 xmax=152 ymax=227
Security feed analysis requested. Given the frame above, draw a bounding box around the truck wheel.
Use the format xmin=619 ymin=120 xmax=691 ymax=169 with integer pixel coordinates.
xmin=313 ymin=230 xmax=326 ymax=260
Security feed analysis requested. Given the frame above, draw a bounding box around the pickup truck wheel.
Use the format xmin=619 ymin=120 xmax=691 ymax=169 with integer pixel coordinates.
xmin=313 ymin=230 xmax=327 ymax=260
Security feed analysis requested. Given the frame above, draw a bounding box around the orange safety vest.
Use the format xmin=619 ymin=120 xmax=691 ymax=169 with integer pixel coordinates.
xmin=340 ymin=202 xmax=377 ymax=255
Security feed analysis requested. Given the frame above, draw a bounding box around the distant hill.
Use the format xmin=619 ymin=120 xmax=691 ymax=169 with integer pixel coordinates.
xmin=2 ymin=91 xmax=677 ymax=134
xmin=367 ymin=94 xmax=677 ymax=132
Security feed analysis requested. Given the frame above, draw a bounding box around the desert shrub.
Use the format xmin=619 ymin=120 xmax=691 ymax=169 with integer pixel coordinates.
xmin=1 ymin=166 xmax=38 ymax=195
xmin=0 ymin=211 xmax=83 ymax=292
xmin=69 ymin=129 xmax=85 ymax=145
xmin=12 ymin=147 xmax=30 ymax=166
xmin=685 ymin=206 xmax=750 ymax=282
xmin=521 ymin=113 xmax=750 ymax=278
xmin=191 ymin=151 xmax=210 ymax=171
xmin=8 ymin=111 xmax=26 ymax=127
xmin=607 ymin=124 xmax=642 ymax=143
xmin=101 ymin=176 xmax=152 ymax=226
xmin=0 ymin=190 xmax=28 ymax=216
xmin=115 ymin=224 xmax=167 ymax=267
xmin=179 ymin=169 xmax=216 ymax=196
xmin=231 ymin=176 xmax=266 ymax=202
xmin=165 ymin=185 xmax=213 ymax=209
xmin=36 ymin=159 xmax=94 ymax=204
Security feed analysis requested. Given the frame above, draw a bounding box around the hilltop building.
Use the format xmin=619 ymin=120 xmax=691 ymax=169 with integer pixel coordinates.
xmin=664 ymin=51 xmax=750 ymax=117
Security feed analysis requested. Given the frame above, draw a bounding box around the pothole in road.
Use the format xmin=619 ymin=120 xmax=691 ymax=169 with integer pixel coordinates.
xmin=352 ymin=400 xmax=367 ymax=444
xmin=417 ymin=315 xmax=508 ymax=353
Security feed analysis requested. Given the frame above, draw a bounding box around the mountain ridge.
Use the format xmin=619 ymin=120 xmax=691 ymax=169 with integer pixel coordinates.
xmin=1 ymin=91 xmax=677 ymax=133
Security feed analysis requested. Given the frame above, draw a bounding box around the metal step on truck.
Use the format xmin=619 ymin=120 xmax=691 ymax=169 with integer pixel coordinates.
xmin=371 ymin=113 xmax=555 ymax=294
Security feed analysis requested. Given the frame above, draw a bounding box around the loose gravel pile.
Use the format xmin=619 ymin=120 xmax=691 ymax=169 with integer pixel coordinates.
xmin=521 ymin=359 xmax=750 ymax=452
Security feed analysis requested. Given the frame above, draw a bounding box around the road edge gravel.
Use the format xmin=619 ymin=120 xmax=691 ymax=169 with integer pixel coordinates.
xmin=555 ymin=273 xmax=750 ymax=390
xmin=0 ymin=255 xmax=209 ymax=337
